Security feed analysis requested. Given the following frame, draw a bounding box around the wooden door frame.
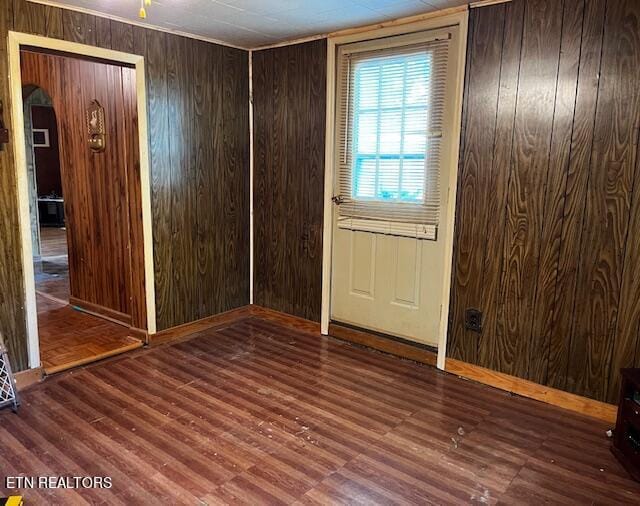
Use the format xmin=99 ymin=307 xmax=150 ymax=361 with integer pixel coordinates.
xmin=8 ymin=31 xmax=157 ymax=370
xmin=319 ymin=10 xmax=469 ymax=370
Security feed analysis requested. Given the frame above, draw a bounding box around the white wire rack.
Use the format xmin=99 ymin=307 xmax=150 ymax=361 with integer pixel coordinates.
xmin=0 ymin=337 xmax=20 ymax=412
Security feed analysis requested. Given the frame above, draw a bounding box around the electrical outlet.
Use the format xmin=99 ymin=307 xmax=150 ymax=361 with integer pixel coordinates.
xmin=465 ymin=308 xmax=483 ymax=333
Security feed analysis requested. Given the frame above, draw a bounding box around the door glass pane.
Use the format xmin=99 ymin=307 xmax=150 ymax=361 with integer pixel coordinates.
xmin=351 ymin=51 xmax=431 ymax=203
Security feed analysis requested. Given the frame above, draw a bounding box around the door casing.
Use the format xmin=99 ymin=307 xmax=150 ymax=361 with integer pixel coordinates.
xmin=8 ymin=31 xmax=157 ymax=370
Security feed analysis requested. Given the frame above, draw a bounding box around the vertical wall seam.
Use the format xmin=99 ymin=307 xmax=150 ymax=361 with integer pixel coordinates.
xmin=249 ymin=49 xmax=254 ymax=304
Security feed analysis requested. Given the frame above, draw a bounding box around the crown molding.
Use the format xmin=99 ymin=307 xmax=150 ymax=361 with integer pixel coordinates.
xmin=26 ymin=0 xmax=249 ymax=50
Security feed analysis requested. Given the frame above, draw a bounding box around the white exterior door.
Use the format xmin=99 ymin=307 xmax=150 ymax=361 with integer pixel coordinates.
xmin=329 ymin=26 xmax=462 ymax=348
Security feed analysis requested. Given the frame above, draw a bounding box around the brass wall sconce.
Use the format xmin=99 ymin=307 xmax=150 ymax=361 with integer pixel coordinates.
xmin=86 ymin=99 xmax=106 ymax=153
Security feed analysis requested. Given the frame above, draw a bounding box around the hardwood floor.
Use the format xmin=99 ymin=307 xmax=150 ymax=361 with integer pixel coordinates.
xmin=39 ymin=227 xmax=68 ymax=257
xmin=35 ymin=227 xmax=70 ymax=302
xmin=34 ymin=237 xmax=142 ymax=374
xmin=1 ymin=315 xmax=639 ymax=504
xmin=36 ymin=293 xmax=142 ymax=374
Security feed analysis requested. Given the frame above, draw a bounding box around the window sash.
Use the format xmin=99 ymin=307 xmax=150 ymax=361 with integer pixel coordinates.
xmin=335 ymin=31 xmax=450 ymax=228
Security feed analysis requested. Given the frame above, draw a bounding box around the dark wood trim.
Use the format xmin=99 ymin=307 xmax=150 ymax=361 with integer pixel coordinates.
xmin=148 ymin=305 xmax=252 ymax=347
xmin=249 ymin=305 xmax=322 ymax=334
xmin=69 ymin=296 xmax=132 ymax=327
xmin=445 ymin=358 xmax=617 ymax=423
xmin=329 ymin=323 xmax=438 ymax=367
xmin=149 ymin=305 xmax=317 ymax=348
xmin=128 ymin=326 xmax=149 ymax=344
xmin=14 ymin=366 xmax=43 ymax=390
xmin=252 ymin=305 xmax=614 ymax=422
xmin=249 ymin=305 xmax=438 ymax=366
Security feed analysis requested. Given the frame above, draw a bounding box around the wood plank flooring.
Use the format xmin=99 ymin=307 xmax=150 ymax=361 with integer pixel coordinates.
xmin=39 ymin=227 xmax=68 ymax=257
xmin=35 ymin=226 xmax=70 ymax=302
xmin=2 ymin=316 xmax=639 ymax=504
xmin=36 ymin=294 xmax=142 ymax=374
xmin=34 ymin=241 xmax=142 ymax=374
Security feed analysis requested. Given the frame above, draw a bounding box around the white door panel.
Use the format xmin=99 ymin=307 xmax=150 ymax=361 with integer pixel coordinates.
xmin=331 ymin=226 xmax=445 ymax=346
xmin=349 ymin=231 xmax=376 ymax=299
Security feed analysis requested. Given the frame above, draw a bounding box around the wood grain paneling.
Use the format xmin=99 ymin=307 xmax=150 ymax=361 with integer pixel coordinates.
xmin=527 ymin=0 xmax=584 ymax=385
xmin=253 ymin=39 xmax=326 ymax=322
xmin=567 ymin=0 xmax=640 ymax=400
xmin=497 ymin=0 xmax=563 ymax=378
xmin=0 ymin=0 xmax=250 ymax=371
xmin=0 ymin=0 xmax=28 ymax=371
xmin=477 ymin=0 xmax=524 ymax=371
xmin=546 ymin=0 xmax=607 ymax=391
xmin=448 ymin=4 xmax=505 ymax=365
xmin=20 ymin=50 xmax=136 ymax=323
xmin=449 ymin=0 xmax=640 ymax=404
xmin=61 ymin=9 xmax=96 ymax=45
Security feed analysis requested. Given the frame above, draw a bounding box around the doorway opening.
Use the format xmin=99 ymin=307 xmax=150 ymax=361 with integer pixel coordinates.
xmin=23 ymin=86 xmax=68 ymax=300
xmin=19 ymin=47 xmax=146 ymax=374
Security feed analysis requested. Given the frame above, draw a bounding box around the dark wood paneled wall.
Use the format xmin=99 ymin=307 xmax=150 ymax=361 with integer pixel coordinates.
xmin=150 ymin=33 xmax=250 ymax=329
xmin=0 ymin=0 xmax=249 ymax=371
xmin=448 ymin=0 xmax=640 ymax=403
xmin=21 ymin=50 xmax=137 ymax=322
xmin=252 ymin=39 xmax=327 ymax=322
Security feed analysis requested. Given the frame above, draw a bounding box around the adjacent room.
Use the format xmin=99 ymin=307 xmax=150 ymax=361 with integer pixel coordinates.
xmin=1 ymin=0 xmax=640 ymax=503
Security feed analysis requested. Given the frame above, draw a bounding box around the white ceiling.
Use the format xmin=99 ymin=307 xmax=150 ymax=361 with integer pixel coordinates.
xmin=37 ymin=0 xmax=470 ymax=49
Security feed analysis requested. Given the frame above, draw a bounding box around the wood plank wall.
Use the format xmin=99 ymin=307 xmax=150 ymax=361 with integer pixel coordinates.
xmin=448 ymin=0 xmax=640 ymax=403
xmin=252 ymin=39 xmax=327 ymax=322
xmin=0 ymin=0 xmax=249 ymax=371
xmin=20 ymin=50 xmax=138 ymax=324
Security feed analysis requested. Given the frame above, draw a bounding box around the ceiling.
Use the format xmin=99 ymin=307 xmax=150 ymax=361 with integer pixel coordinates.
xmin=36 ymin=0 xmax=470 ymax=49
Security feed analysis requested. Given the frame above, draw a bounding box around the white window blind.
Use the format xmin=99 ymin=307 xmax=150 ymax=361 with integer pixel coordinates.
xmin=335 ymin=32 xmax=451 ymax=230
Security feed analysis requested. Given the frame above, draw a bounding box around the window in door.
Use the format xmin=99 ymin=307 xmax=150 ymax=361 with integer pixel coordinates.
xmin=335 ymin=32 xmax=450 ymax=236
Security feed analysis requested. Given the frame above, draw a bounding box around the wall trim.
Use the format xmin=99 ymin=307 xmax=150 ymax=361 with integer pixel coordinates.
xmin=320 ymin=37 xmax=335 ymax=336
xmin=252 ymin=33 xmax=330 ymax=52
xmin=149 ymin=305 xmax=252 ymax=347
xmin=250 ymin=305 xmax=322 ymax=335
xmin=320 ymin=11 xmax=469 ymax=373
xmin=7 ymin=31 xmax=158 ymax=371
xmin=327 ymin=5 xmax=467 ymax=40
xmin=253 ymin=6 xmax=468 ymax=52
xmin=69 ymin=296 xmax=132 ymax=327
xmin=15 ymin=366 xmax=43 ymax=390
xmin=469 ymin=0 xmax=512 ymax=8
xmin=26 ymin=0 xmax=248 ymax=51
xmin=248 ymin=50 xmax=254 ymax=305
xmin=445 ymin=359 xmax=618 ymax=424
